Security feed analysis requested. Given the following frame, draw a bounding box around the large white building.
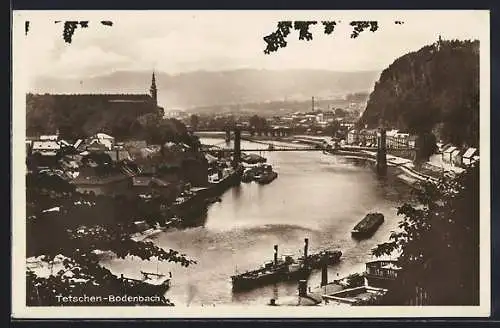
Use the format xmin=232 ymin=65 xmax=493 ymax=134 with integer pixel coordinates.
xmin=89 ymin=133 xmax=115 ymax=150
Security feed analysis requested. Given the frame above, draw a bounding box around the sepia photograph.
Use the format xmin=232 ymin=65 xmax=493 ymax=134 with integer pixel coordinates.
xmin=11 ymin=10 xmax=490 ymax=318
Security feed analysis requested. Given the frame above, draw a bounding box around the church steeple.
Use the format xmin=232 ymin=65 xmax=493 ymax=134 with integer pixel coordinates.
xmin=150 ymin=71 xmax=158 ymax=105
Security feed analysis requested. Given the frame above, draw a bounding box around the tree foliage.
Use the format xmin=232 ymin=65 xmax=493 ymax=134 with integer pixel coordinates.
xmin=372 ymin=163 xmax=479 ymax=305
xmin=190 ymin=114 xmax=200 ymax=130
xmin=249 ymin=115 xmax=269 ymax=130
xmin=25 ymin=20 xmax=114 ymax=43
xmin=263 ymin=20 xmax=400 ymax=54
xmin=26 ymin=172 xmax=196 ymax=306
xmin=136 ymin=113 xmax=200 ymax=149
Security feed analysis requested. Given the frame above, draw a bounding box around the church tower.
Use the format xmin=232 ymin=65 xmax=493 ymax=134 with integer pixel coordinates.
xmin=150 ymin=71 xmax=158 ymax=106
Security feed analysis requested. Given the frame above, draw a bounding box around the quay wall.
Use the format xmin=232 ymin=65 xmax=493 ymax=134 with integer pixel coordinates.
xmin=173 ymin=169 xmax=242 ymax=218
xmin=327 ymin=148 xmax=438 ymax=185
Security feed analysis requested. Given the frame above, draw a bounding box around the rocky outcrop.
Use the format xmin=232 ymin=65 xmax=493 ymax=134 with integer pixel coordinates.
xmin=359 ymin=39 xmax=479 ymax=147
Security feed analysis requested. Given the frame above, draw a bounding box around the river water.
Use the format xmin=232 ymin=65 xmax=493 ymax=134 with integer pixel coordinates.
xmin=102 ymin=138 xmax=413 ymax=306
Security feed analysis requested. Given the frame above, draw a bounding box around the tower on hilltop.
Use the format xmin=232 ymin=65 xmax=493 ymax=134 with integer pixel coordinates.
xmin=150 ymin=71 xmax=158 ymax=106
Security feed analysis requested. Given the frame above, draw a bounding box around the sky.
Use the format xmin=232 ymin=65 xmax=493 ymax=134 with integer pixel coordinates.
xmin=14 ymin=10 xmax=489 ymax=80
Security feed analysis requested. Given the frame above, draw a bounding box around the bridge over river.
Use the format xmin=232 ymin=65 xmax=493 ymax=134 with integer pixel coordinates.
xmin=197 ymin=128 xmax=417 ymax=176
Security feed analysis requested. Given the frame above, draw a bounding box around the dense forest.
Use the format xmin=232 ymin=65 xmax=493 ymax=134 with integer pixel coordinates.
xmin=359 ymin=39 xmax=479 ymax=147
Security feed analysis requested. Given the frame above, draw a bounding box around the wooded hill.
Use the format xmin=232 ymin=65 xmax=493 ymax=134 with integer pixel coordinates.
xmin=359 ymin=39 xmax=479 ymax=147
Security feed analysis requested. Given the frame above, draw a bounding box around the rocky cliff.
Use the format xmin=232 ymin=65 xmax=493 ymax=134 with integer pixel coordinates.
xmin=359 ymin=39 xmax=479 ymax=147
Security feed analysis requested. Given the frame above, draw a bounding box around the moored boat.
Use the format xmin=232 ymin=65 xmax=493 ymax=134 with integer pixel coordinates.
xmin=231 ymin=245 xmax=310 ymax=291
xmin=351 ymin=212 xmax=384 ymax=238
xmin=255 ymin=164 xmax=278 ymax=185
xmin=301 ymin=249 xmax=342 ymax=269
xmin=231 ymin=239 xmax=342 ymax=291
xmin=120 ymin=271 xmax=172 ymax=295
xmin=257 ymin=171 xmax=278 ymax=185
xmin=297 ymin=238 xmax=342 ymax=269
xmin=242 ymin=169 xmax=255 ymax=183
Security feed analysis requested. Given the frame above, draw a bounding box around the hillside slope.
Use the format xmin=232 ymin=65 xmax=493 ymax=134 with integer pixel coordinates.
xmin=30 ymin=69 xmax=380 ymax=109
xmin=26 ymin=94 xmax=159 ymax=139
xmin=359 ymin=39 xmax=479 ymax=147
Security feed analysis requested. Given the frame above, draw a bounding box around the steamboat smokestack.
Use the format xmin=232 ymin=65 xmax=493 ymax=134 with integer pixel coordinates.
xmin=274 ymin=245 xmax=278 ymax=265
xmin=298 ymin=280 xmax=307 ymax=297
xmin=303 ymin=238 xmax=309 ymax=258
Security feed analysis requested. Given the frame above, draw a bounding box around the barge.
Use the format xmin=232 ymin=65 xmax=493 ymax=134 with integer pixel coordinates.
xmin=351 ymin=212 xmax=385 ymax=238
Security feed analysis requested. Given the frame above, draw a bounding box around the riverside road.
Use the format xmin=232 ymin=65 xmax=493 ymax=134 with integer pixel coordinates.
xmin=102 ymin=138 xmax=415 ymax=306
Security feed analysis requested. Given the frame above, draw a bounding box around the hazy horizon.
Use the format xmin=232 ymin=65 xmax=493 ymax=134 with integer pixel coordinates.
xmin=16 ymin=11 xmax=486 ymax=80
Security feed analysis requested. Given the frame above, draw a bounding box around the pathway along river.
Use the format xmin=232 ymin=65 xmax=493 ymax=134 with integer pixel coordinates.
xmin=102 ymin=138 xmax=414 ymax=306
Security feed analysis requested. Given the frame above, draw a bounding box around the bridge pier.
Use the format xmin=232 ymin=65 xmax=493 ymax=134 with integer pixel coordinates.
xmin=225 ymin=130 xmax=231 ymax=143
xmin=232 ymin=128 xmax=241 ymax=168
xmin=376 ymin=128 xmax=387 ymax=175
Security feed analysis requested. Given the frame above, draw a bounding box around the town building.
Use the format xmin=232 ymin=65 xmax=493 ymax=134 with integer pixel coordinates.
xmin=462 ymin=147 xmax=478 ymax=166
xmin=105 ymin=149 xmax=132 ymax=162
xmin=130 ymin=176 xmax=182 ymax=202
xmin=39 ymin=134 xmax=59 ymax=141
xmin=450 ymin=148 xmax=462 ymax=166
xmin=347 ymin=129 xmax=359 ymax=144
xmin=89 ymin=133 xmax=115 ymax=150
xmin=442 ymin=145 xmax=457 ymax=163
xmin=31 ymin=140 xmax=61 ymax=156
xmin=365 ymin=260 xmax=401 ymax=289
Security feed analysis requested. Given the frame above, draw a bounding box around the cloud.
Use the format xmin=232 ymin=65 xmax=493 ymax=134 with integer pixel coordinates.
xmin=47 ymin=46 xmax=132 ymax=78
xmin=17 ymin=10 xmax=488 ymax=79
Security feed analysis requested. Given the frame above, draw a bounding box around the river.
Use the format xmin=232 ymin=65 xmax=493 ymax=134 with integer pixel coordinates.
xmin=102 ymin=138 xmax=414 ymax=306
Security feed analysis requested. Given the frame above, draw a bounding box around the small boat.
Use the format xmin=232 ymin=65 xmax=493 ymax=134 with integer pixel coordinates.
xmin=254 ymin=164 xmax=277 ymax=184
xmin=206 ymin=196 xmax=222 ymax=204
xmin=257 ymin=171 xmax=278 ymax=185
xmin=351 ymin=213 xmax=384 ymax=238
xmin=120 ymin=271 xmax=171 ymax=295
xmin=164 ymin=217 xmax=182 ymax=228
xmin=242 ymin=169 xmax=255 ymax=183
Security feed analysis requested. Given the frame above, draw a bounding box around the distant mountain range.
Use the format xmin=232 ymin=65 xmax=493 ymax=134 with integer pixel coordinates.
xmin=30 ymin=69 xmax=380 ymax=110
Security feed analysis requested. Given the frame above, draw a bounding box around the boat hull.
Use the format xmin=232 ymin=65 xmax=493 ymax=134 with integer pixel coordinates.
xmin=351 ymin=213 xmax=384 ymax=239
xmin=301 ymin=251 xmax=342 ymax=269
xmin=231 ymin=267 xmax=311 ymax=291
xmin=257 ymin=172 xmax=278 ymax=185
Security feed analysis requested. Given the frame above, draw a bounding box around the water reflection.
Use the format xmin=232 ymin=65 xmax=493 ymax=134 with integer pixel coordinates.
xmin=104 ymin=138 xmax=412 ymax=306
xmin=232 ymin=184 xmax=242 ymax=199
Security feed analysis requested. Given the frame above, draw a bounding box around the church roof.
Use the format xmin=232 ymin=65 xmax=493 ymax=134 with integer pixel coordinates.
xmin=40 ymin=93 xmax=154 ymax=101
